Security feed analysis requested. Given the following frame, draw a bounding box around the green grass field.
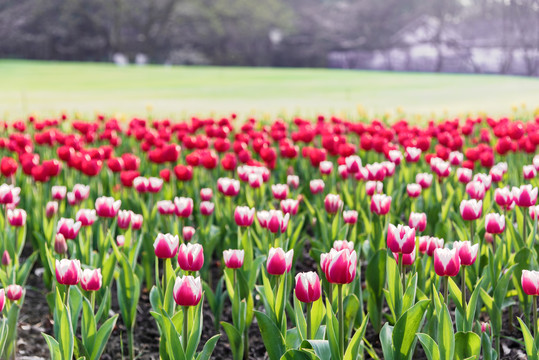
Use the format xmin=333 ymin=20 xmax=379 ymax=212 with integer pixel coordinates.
xmin=1 ymin=59 xmax=539 ymax=120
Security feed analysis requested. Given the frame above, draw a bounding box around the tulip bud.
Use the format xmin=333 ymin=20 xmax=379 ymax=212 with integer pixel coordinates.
xmin=200 ymin=201 xmax=215 ymax=216
xmin=370 ymin=194 xmax=392 ymax=215
xmin=454 ymin=241 xmax=479 ymax=266
xmin=323 ymin=248 xmax=357 ymax=284
xmin=234 ymin=206 xmax=255 ymax=227
xmin=408 ymin=212 xmax=427 ymax=232
xmin=281 ymin=199 xmax=299 ymax=216
xmin=1 ymin=250 xmax=10 ymax=266
xmin=287 ymin=175 xmax=299 ymax=189
xmin=55 ymin=259 xmax=82 ymax=285
xmin=116 ymin=235 xmax=125 ymax=247
xmin=173 ymin=276 xmax=202 ymax=306
xmin=267 ymin=247 xmax=294 ymax=275
xmin=481 ymin=322 xmax=491 ymax=334
xmin=406 ymin=183 xmax=421 ymax=198
xmin=178 ymin=243 xmax=204 ymax=271
xmin=333 ymin=240 xmax=354 ymax=251
xmin=54 ymin=233 xmax=68 ymax=254
xmin=6 ymin=284 xmax=23 ymax=301
xmin=416 ymin=173 xmax=433 ymax=188
xmin=433 ymin=248 xmax=460 ymax=277
xmin=512 ymin=185 xmax=538 ymax=207
xmin=153 ymin=233 xmax=179 ymax=259
xmin=324 ymin=194 xmax=343 ymax=214
xmin=309 ymin=179 xmax=325 ymax=194
xmin=0 ymin=289 xmax=4 ymax=312
xmin=460 ymin=199 xmax=482 ymax=221
xmin=81 ymin=268 xmax=103 ymax=291
xmin=46 ymin=201 xmax=59 ymax=218
xmin=174 ymin=197 xmax=194 ymax=218
xmin=485 ymin=213 xmax=505 ymax=234
xmin=223 ymin=249 xmax=245 ymax=269
xmin=394 ymin=248 xmax=416 ymax=266
xmin=295 ymin=272 xmax=321 ymax=303
xmin=387 ymin=224 xmax=416 ymax=254
xmin=343 ymin=210 xmax=358 ymax=224
xmin=521 ymin=270 xmax=539 ymax=296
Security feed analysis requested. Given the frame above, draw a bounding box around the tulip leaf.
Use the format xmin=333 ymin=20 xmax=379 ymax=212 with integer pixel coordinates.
xmin=310 ymin=296 xmax=325 ymax=337
xmin=416 ymin=333 xmax=440 ymax=360
xmin=254 ymin=311 xmax=286 ymax=360
xmin=293 ymin=296 xmax=307 ymax=341
xmin=344 ymin=314 xmax=369 ymax=360
xmin=187 ymin=299 xmax=205 ymax=360
xmin=517 ymin=317 xmax=539 ymax=360
xmin=195 ymin=334 xmax=221 ymax=360
xmin=465 ymin=277 xmax=484 ymax=332
xmin=43 ymin=333 xmax=63 ymax=360
xmin=325 ymin=298 xmax=342 ymax=360
xmin=366 ymin=249 xmax=387 ymax=332
xmin=68 ymin=285 xmax=83 ymax=333
xmin=221 ymin=321 xmax=243 ymax=360
xmin=454 ymin=331 xmax=481 ymax=360
xmin=301 ymin=339 xmax=331 ymax=360
xmin=15 ymin=251 xmax=37 ymax=286
xmin=162 ymin=310 xmax=186 ymax=360
xmin=392 ymin=299 xmax=429 ymax=360
xmin=402 ymin=274 xmax=418 ymax=314
xmin=91 ymin=314 xmax=118 ymax=360
xmin=81 ymin=298 xmax=97 ymax=352
xmin=379 ymin=323 xmax=394 ymax=360
xmin=437 ymin=303 xmax=455 ymax=360
xmin=280 ymin=349 xmax=312 ymax=360
xmin=385 ymin=252 xmax=402 ymax=322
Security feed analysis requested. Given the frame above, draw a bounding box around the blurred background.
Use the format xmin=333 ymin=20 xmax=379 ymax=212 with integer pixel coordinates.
xmin=1 ymin=0 xmax=539 ymax=119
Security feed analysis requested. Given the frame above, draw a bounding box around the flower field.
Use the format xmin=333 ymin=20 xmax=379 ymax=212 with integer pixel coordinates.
xmin=0 ymin=113 xmax=539 ymax=359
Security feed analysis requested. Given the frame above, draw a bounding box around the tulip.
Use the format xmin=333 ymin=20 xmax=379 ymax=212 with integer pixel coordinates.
xmin=524 ymin=165 xmax=537 ymax=180
xmin=287 ymin=175 xmax=299 ymax=189
xmin=55 ymin=259 xmax=82 ymax=285
xmin=530 ymin=205 xmax=539 ymax=220
xmin=174 ymin=197 xmax=194 ymax=218
xmin=408 ymin=212 xmax=427 ymax=232
xmin=51 ymin=185 xmax=67 ymax=200
xmin=387 ymin=224 xmax=416 ymax=254
xmin=473 ymin=173 xmax=492 ymax=190
xmin=416 ymin=173 xmax=433 ymax=189
xmin=234 ymin=206 xmax=254 ymax=227
xmin=454 ymin=241 xmax=479 ymax=266
xmin=338 ymin=165 xmax=348 ymax=179
xmin=0 ymin=184 xmax=20 ymax=205
xmin=217 ymin=177 xmax=240 ymax=197
xmin=133 ymin=176 xmax=149 ymax=192
xmin=513 ymin=185 xmax=538 ymax=207
xmin=76 ymin=211 xmax=97 ymax=229
xmin=265 ymin=210 xmax=290 ymax=234
xmin=200 ymin=201 xmax=215 ymax=216
xmin=0 ymin=289 xmax=4 ymax=312
xmin=200 ymin=188 xmax=213 ymax=201
xmin=81 ymin=268 xmax=102 ymax=291
xmin=319 ymin=161 xmax=333 ymax=175
xmin=324 ymin=194 xmax=343 ymax=214
xmin=267 ymin=247 xmax=294 ymax=275
xmin=173 ymin=275 xmax=202 ymax=306
xmin=72 ymin=184 xmax=90 ymax=202
xmin=257 ymin=210 xmax=270 ymax=228
xmin=57 ymin=218 xmax=82 ymax=239
xmin=449 ymin=151 xmax=463 ymax=166
xmin=157 ymin=200 xmax=175 ymax=215
xmin=2 ymin=251 xmax=10 ymax=266
xmin=309 ymin=179 xmax=325 ymax=194
xmin=495 ymin=187 xmax=514 ymax=210
xmin=343 ymin=210 xmax=358 ymax=224
xmin=117 ymin=210 xmax=132 ymax=229
xmin=371 ymin=194 xmax=391 ymax=215
xmin=434 ymin=248 xmax=460 ymax=277
xmin=95 ymin=196 xmax=121 ymax=218
xmin=481 ymin=322 xmax=491 ymax=334
xmin=182 ymin=226 xmax=195 ymax=242
xmin=460 ymin=199 xmax=482 ymax=221
xmin=46 ymin=201 xmax=59 ymax=218
xmin=521 ymin=269 xmax=539 ymax=337
xmin=281 ymin=199 xmax=299 ymax=215
xmin=393 ymin=248 xmax=416 ymax=266
xmin=430 ymin=158 xmax=451 ymax=178
xmin=366 ymin=163 xmax=386 ymax=181
xmin=223 ymin=249 xmax=245 ymax=269
xmin=295 ymin=272 xmax=321 ymax=303
xmin=405 ymin=147 xmax=421 ymax=162
xmin=147 ymin=177 xmax=163 ymax=193
xmin=333 ymin=240 xmax=354 ymax=251
xmin=271 ymin=184 xmax=289 ymax=200
xmin=485 ymin=213 xmax=505 ymax=234
xmin=248 ymin=173 xmax=263 ymax=188
xmin=345 ymin=155 xmax=362 ymax=173
xmin=366 ymin=181 xmax=383 ymax=196
xmin=116 ymin=235 xmax=125 ymax=247
xmin=178 ymin=243 xmax=204 ymax=272
xmin=153 ymin=233 xmax=179 ymax=259
xmin=7 ymin=208 xmax=26 ymax=227
xmin=54 ymin=233 xmax=68 ymax=254
xmin=406 ymin=183 xmax=421 ymax=198
xmin=466 ymin=180 xmax=485 ymax=200
xmin=131 ymin=213 xmax=143 ymax=230
xmin=490 ymin=166 xmax=504 ymax=182
xmin=419 ymin=236 xmax=444 ymax=256
xmin=323 ymin=248 xmax=357 ymax=284
xmin=388 ymin=150 xmax=402 ymax=165
xmin=6 ymin=284 xmax=23 ymax=301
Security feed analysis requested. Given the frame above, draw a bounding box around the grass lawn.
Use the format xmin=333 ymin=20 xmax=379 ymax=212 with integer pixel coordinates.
xmin=1 ymin=59 xmax=539 ymax=120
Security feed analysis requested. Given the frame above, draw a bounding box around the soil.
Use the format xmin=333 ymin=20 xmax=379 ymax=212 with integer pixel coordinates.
xmin=13 ymin=242 xmax=529 ymax=360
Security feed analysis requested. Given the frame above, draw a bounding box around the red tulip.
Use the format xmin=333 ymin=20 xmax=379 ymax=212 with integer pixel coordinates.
xmin=454 ymin=241 xmax=479 ymax=266
xmin=173 ymin=276 xmax=202 ymax=306
xmin=2 ymin=250 xmax=10 ymax=266
xmin=178 ymin=243 xmax=204 ymax=271
xmin=0 ymin=289 xmax=4 ymax=311
xmin=513 ymin=185 xmax=538 ymax=207
xmin=7 ymin=209 xmax=26 ymax=227
xmin=81 ymin=269 xmax=102 ymax=291
xmin=174 ymin=164 xmax=193 ymax=181
xmin=6 ymin=285 xmax=23 ymax=301
xmin=95 ymin=196 xmax=121 ymax=218
xmin=55 ymin=259 xmax=82 ymax=285
xmin=295 ymin=272 xmax=321 ymax=303
xmin=387 ymin=224 xmax=416 ymax=254
xmin=223 ymin=249 xmax=244 ymax=269
xmin=174 ymin=197 xmax=193 ymax=218
xmin=0 ymin=157 xmax=18 ymax=177
xmin=433 ymin=248 xmax=460 ymax=277
xmin=321 ymin=248 xmax=357 ymax=284
xmin=370 ymin=194 xmax=391 ymax=215
xmin=153 ymin=233 xmax=179 ymax=259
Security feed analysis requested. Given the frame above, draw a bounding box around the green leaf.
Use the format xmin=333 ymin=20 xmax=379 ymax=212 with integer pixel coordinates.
xmin=221 ymin=321 xmax=243 ymax=360
xmin=392 ymin=299 xmax=429 ymax=360
xmin=517 ymin=317 xmax=538 ymax=360
xmin=379 ymin=323 xmax=395 ymax=360
xmin=195 ymin=334 xmax=221 ymax=360
xmin=43 ymin=333 xmax=63 ymax=360
xmin=81 ymin=298 xmax=97 ymax=353
xmin=366 ymin=249 xmax=387 ymax=332
xmin=454 ymin=331 xmax=481 ymax=360
xmin=91 ymin=314 xmax=119 ymax=360
xmin=416 ymin=333 xmax=440 ymax=360
xmin=254 ymin=311 xmax=286 ymax=360
xmin=344 ymin=314 xmax=369 ymax=360
xmin=301 ymin=339 xmax=331 ymax=360
xmin=280 ymin=349 xmax=312 ymax=360
xmin=437 ymin=303 xmax=455 ymax=360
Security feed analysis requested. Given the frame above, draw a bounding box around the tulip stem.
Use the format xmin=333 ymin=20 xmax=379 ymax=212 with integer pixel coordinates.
xmin=400 ymin=256 xmax=405 ymax=290
xmin=534 ymin=295 xmax=538 ymax=339
xmin=64 ymin=285 xmax=70 ymax=308
xmin=338 ymin=284 xmax=344 ymax=357
xmin=91 ymin=291 xmax=96 ymax=314
xmin=470 ymin=220 xmax=475 ymax=243
xmin=443 ymin=276 xmax=449 ymax=307
xmin=183 ymin=306 xmax=189 ymax=352
xmin=155 ymin=258 xmax=161 ymax=295
xmin=461 ymin=266 xmax=467 ymax=317
xmin=523 ymin=213 xmax=527 ymax=245
xmin=128 ymin=328 xmax=134 ymax=360
xmin=306 ymin=302 xmax=312 ymax=339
